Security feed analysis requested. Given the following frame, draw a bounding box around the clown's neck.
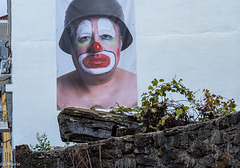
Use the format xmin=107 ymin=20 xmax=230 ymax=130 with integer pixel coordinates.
xmin=76 ymin=68 xmax=122 ymax=92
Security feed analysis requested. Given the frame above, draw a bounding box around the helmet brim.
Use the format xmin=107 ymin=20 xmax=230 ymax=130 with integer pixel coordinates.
xmin=59 ymin=15 xmax=133 ymax=55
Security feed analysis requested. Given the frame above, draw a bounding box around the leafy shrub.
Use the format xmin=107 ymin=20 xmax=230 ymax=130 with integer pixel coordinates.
xmin=196 ymin=89 xmax=237 ymax=121
xmin=110 ymin=77 xmax=237 ymax=133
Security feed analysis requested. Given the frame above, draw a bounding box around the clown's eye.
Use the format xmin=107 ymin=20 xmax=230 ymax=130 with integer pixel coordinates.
xmin=78 ymin=36 xmax=91 ymax=43
xmin=101 ymin=34 xmax=113 ymax=40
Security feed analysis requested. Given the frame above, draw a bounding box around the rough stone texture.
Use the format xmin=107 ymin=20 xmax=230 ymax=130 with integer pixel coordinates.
xmin=16 ymin=111 xmax=240 ymax=168
xmin=58 ymin=107 xmax=142 ymax=142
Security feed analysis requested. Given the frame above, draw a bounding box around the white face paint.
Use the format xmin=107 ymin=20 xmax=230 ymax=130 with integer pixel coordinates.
xmin=78 ymin=51 xmax=116 ymax=75
xmin=76 ymin=18 xmax=118 ymax=75
xmin=76 ymin=19 xmax=92 ymax=44
xmin=97 ymin=18 xmax=116 ymax=38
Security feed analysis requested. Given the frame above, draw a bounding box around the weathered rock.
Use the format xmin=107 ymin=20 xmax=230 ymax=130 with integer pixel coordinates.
xmin=15 ymin=144 xmax=67 ymax=168
xmin=58 ymin=107 xmax=142 ymax=142
xmin=114 ymin=158 xmax=136 ymax=168
xmin=16 ymin=111 xmax=240 ymax=168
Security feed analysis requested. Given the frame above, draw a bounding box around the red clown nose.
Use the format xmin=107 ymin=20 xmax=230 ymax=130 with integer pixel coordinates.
xmin=92 ymin=42 xmax=103 ymax=52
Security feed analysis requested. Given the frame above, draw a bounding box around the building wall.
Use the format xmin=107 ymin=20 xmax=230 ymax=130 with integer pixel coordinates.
xmin=2 ymin=91 xmax=11 ymax=168
xmin=135 ymin=0 xmax=240 ymax=102
xmin=11 ymin=0 xmax=240 ymax=147
xmin=11 ymin=0 xmax=60 ymax=146
xmin=0 ymin=0 xmax=7 ymax=16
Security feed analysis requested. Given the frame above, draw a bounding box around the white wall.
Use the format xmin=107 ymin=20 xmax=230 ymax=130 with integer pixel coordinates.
xmin=12 ymin=0 xmax=240 ymax=147
xmin=0 ymin=0 xmax=7 ymax=16
xmin=135 ymin=0 xmax=240 ymax=105
xmin=11 ymin=0 xmax=63 ymax=146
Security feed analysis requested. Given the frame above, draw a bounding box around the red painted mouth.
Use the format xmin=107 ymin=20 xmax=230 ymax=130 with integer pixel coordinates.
xmin=83 ymin=54 xmax=110 ymax=68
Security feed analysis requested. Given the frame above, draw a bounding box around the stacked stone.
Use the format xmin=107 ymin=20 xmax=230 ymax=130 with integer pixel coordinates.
xmin=16 ymin=111 xmax=240 ymax=168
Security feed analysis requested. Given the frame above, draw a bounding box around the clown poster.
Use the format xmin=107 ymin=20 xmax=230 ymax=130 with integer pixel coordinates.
xmin=56 ymin=0 xmax=137 ymax=110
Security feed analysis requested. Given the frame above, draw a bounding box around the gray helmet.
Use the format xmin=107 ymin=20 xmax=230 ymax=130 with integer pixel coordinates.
xmin=59 ymin=0 xmax=133 ymax=54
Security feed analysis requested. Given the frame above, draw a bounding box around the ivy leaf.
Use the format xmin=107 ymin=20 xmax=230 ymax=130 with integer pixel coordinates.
xmin=159 ymin=79 xmax=164 ymax=82
xmin=156 ymin=120 xmax=162 ymax=127
xmin=151 ymin=78 xmax=158 ymax=86
xmin=148 ymin=86 xmax=153 ymax=90
xmin=161 ymin=115 xmax=169 ymax=126
xmin=142 ymin=126 xmax=147 ymax=132
xmin=151 ymin=108 xmax=158 ymax=113
xmin=176 ymin=109 xmax=184 ymax=118
xmin=155 ymin=89 xmax=160 ymax=94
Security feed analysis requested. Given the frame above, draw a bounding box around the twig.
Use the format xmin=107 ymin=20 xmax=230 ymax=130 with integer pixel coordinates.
xmin=68 ymin=148 xmax=76 ymax=168
xmin=76 ymin=151 xmax=88 ymax=168
xmin=86 ymin=150 xmax=92 ymax=168
xmin=105 ymin=153 xmax=117 ymax=160
xmin=99 ymin=144 xmax=102 ymax=168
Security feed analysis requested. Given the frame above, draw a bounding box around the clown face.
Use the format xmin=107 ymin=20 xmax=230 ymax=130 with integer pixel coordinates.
xmin=73 ymin=17 xmax=122 ymax=75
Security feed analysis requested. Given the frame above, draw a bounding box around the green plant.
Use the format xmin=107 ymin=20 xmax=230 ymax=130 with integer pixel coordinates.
xmin=198 ymin=89 xmax=237 ymax=121
xmin=65 ymin=141 xmax=71 ymax=147
xmin=136 ymin=78 xmax=198 ymax=132
xmin=110 ymin=77 xmax=237 ymax=133
xmin=110 ymin=102 xmax=134 ymax=114
xmin=30 ymin=132 xmax=53 ymax=151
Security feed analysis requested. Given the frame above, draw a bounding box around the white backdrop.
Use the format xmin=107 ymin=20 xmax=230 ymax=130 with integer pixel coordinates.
xmin=56 ymin=0 xmax=136 ymax=77
xmin=12 ymin=0 xmax=240 ymax=147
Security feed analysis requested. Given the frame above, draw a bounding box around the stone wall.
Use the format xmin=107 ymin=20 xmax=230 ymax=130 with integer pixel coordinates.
xmin=15 ymin=111 xmax=240 ymax=168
